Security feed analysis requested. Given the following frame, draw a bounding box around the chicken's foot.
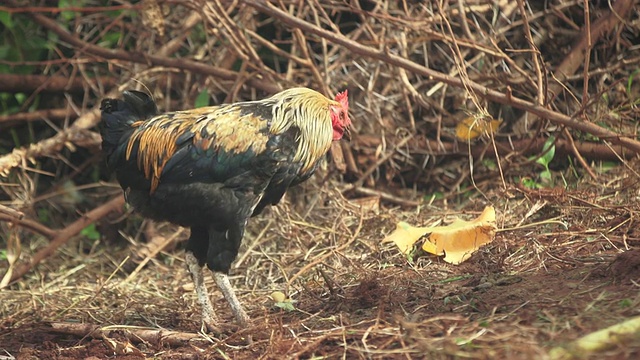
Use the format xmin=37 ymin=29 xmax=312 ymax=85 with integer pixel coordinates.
xmin=213 ymin=272 xmax=250 ymax=327
xmin=185 ymin=251 xmax=219 ymax=333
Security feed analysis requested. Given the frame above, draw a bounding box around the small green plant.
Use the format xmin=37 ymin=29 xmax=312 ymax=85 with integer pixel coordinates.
xmin=405 ymin=245 xmax=419 ymax=263
xmin=626 ymin=69 xmax=640 ymax=95
xmin=270 ymin=291 xmax=296 ymax=311
xmin=194 ymin=89 xmax=210 ymax=108
xmin=536 ymin=136 xmax=556 ymax=183
xmin=274 ymin=301 xmax=296 ymax=312
xmin=619 ymin=298 xmax=632 ymax=308
xmin=522 ymin=136 xmax=556 ymax=188
xmin=481 ymin=158 xmax=497 ymax=171
xmin=81 ymin=223 xmax=101 ymax=241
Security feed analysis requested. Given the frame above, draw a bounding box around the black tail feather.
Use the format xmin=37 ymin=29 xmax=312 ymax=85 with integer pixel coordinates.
xmin=100 ymin=91 xmax=158 ymax=161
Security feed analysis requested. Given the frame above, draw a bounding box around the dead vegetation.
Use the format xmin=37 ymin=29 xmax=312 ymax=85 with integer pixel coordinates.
xmin=1 ymin=0 xmax=640 ymax=359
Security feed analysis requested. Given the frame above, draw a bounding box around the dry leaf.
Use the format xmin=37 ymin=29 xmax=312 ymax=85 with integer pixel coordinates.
xmin=549 ymin=315 xmax=640 ymax=360
xmin=383 ymin=206 xmax=496 ymax=264
xmin=270 ymin=291 xmax=295 ymax=311
xmin=423 ymin=206 xmax=496 ymax=264
xmin=455 ymin=116 xmax=502 ymax=141
xmin=383 ymin=221 xmax=432 ymax=254
xmin=141 ymin=0 xmax=166 ymax=36
xmin=270 ymin=291 xmax=287 ymax=303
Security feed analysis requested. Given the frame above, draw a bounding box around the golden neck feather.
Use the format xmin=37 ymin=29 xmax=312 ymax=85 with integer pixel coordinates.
xmin=267 ymin=89 xmax=335 ymax=173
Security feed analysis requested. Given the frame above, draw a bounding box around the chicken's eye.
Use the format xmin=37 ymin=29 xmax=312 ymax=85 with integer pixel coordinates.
xmin=339 ymin=112 xmax=345 ymax=120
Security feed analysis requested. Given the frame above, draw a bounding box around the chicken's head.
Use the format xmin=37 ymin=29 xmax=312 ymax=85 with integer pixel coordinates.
xmin=331 ymin=90 xmax=351 ymax=141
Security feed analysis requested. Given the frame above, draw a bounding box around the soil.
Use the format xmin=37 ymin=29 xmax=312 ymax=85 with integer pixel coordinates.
xmin=2 ymin=227 xmax=639 ymax=359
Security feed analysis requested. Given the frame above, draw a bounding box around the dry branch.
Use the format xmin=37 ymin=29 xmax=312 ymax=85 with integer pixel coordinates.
xmin=15 ymin=1 xmax=281 ymax=94
xmin=0 ymin=204 xmax=24 ymax=219
xmin=5 ymin=195 xmax=125 ymax=285
xmin=0 ymin=214 xmax=57 ymax=239
xmin=244 ymin=0 xmax=640 ymax=156
xmin=356 ymin=135 xmax=633 ymax=162
xmin=0 ymin=108 xmax=79 ymax=128
xmin=48 ymin=322 xmax=211 ymax=347
xmin=512 ymin=0 xmax=636 ymax=132
xmin=0 ymin=6 xmax=209 ymax=177
xmin=0 ymin=109 xmax=101 ymax=177
xmin=0 ymin=74 xmax=117 ymax=93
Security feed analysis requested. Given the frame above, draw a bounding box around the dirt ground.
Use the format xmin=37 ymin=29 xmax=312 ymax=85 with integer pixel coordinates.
xmin=2 ymin=168 xmax=640 ymax=359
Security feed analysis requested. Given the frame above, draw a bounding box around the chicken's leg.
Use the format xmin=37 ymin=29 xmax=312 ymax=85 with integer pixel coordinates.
xmin=213 ymin=272 xmax=250 ymax=327
xmin=185 ymin=251 xmax=219 ymax=333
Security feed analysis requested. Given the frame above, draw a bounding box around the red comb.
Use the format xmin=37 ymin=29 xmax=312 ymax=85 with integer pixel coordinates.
xmin=334 ymin=90 xmax=349 ymax=110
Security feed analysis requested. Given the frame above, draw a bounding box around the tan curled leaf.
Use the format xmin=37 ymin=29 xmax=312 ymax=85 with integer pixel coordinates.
xmin=270 ymin=291 xmax=296 ymax=311
xmin=455 ymin=116 xmax=502 ymax=141
xmin=270 ymin=291 xmax=286 ymax=303
xmin=422 ymin=206 xmax=496 ymax=264
xmin=382 ymin=221 xmax=432 ymax=254
xmin=549 ymin=315 xmax=640 ymax=360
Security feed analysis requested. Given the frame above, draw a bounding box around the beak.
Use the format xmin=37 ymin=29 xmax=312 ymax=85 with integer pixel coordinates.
xmin=343 ymin=126 xmax=352 ymax=141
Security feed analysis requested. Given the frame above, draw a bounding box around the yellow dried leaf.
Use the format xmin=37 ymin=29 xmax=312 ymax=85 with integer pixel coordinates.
xmin=270 ymin=291 xmax=287 ymax=303
xmin=455 ymin=116 xmax=502 ymax=141
xmin=141 ymin=0 xmax=166 ymax=36
xmin=422 ymin=206 xmax=496 ymax=264
xmin=383 ymin=221 xmax=432 ymax=254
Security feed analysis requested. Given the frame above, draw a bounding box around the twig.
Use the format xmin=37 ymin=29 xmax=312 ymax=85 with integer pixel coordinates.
xmin=287 ymin=209 xmax=364 ymax=286
xmin=47 ymin=322 xmax=211 ymax=347
xmin=353 ymin=187 xmax=420 ymax=207
xmin=512 ymin=0 xmax=633 ymax=129
xmin=563 ymin=127 xmax=597 ymax=180
xmin=355 ymin=134 xmax=633 ymax=162
xmin=342 ymin=135 xmax=414 ymax=193
xmin=9 ymin=0 xmax=281 ymax=94
xmin=0 ymin=108 xmax=79 ymax=128
xmin=0 ymin=213 xmax=58 ymax=239
xmin=156 ymin=11 xmax=202 ymax=57
xmin=0 ymin=204 xmax=24 ymax=219
xmin=244 ymin=0 xmax=640 ymax=155
xmin=0 ymin=109 xmax=102 ymax=176
xmin=582 ymin=0 xmax=592 ymax=109
xmin=0 ymin=73 xmax=117 ymax=94
xmin=121 ymin=226 xmax=185 ymax=285
xmin=5 ymin=195 xmax=125 ymax=285
xmin=516 ymin=0 xmax=545 ymax=106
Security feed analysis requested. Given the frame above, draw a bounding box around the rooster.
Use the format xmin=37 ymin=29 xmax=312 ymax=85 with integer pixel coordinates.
xmin=100 ymin=87 xmax=351 ymax=332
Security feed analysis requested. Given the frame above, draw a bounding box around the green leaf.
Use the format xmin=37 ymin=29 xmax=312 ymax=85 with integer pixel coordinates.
xmin=539 ymin=169 xmax=553 ymax=184
xmin=627 ymin=69 xmax=640 ymax=94
xmin=0 ymin=11 xmax=12 ymax=29
xmin=521 ymin=177 xmax=541 ymax=189
xmin=536 ymin=136 xmax=556 ymax=168
xmin=81 ymin=224 xmax=101 ymax=241
xmin=274 ymin=301 xmax=296 ymax=312
xmin=195 ymin=89 xmax=210 ymax=108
